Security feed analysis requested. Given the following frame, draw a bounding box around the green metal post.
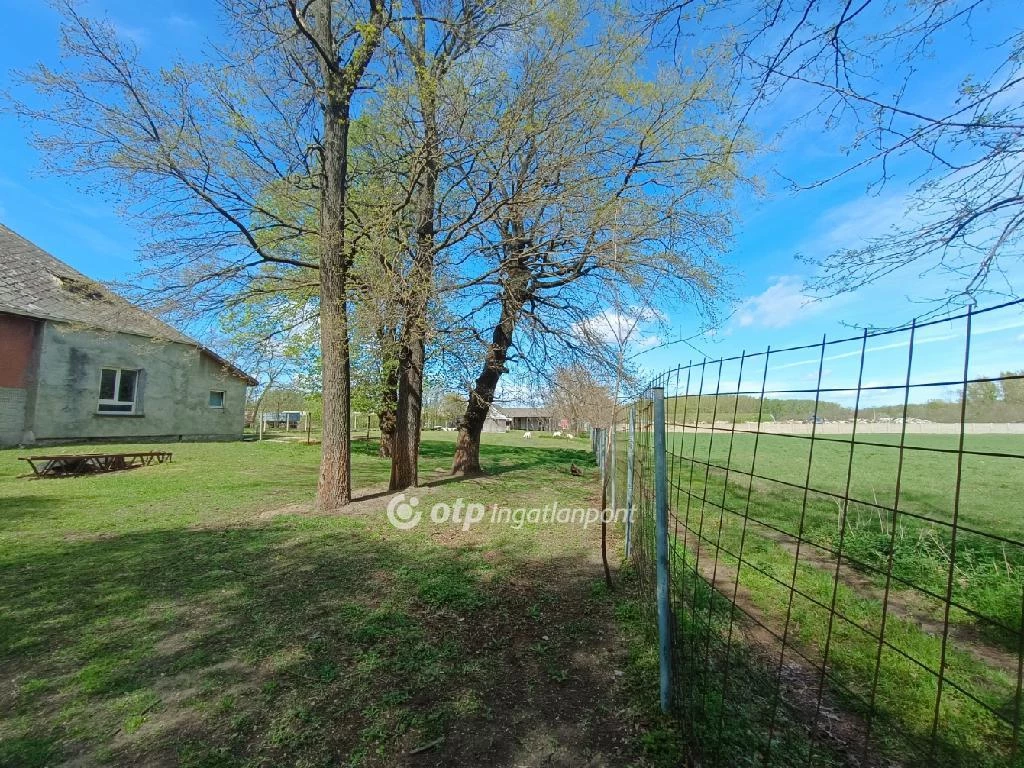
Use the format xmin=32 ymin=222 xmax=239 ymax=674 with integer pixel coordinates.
xmin=653 ymin=386 xmax=672 ymax=713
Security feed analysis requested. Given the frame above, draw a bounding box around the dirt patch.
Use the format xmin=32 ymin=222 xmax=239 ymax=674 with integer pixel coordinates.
xmin=258 ymin=502 xmax=315 ymax=519
xmin=62 ymin=531 xmax=119 ymax=542
xmin=257 ymin=484 xmax=396 ymax=519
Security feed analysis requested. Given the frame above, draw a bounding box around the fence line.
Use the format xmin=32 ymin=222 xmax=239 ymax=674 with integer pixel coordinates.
xmin=598 ymin=299 xmax=1024 ymax=767
xmin=665 ymin=422 xmax=1024 ymax=435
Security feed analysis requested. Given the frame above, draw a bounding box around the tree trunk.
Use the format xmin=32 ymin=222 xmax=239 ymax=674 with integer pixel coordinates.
xmin=310 ymin=0 xmax=383 ymax=509
xmin=390 ymin=335 xmax=425 ymax=488
xmin=452 ymin=387 xmax=491 ymax=475
xmin=378 ymin=363 xmax=398 ymax=458
xmin=316 ymin=126 xmax=352 ymax=508
xmin=452 ymin=229 xmax=531 ymax=475
xmin=313 ymin=0 xmax=360 ymax=510
xmin=378 ymin=414 xmax=394 ymax=457
xmin=378 ymin=423 xmax=394 ymax=456
xmin=390 ymin=79 xmax=438 ymax=491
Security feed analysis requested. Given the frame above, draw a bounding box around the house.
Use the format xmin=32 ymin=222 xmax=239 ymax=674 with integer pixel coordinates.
xmin=0 ymin=224 xmax=257 ymax=447
xmin=482 ymin=407 xmax=511 ymax=433
xmin=502 ymin=407 xmax=553 ymax=432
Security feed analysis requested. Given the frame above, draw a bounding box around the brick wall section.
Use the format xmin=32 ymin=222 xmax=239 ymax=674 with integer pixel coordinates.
xmin=0 ymin=313 xmax=36 ymax=445
xmin=0 ymin=312 xmax=38 ymax=388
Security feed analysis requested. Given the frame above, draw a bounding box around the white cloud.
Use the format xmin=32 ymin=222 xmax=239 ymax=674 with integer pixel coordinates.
xmin=766 ymin=316 xmax=1024 ymax=374
xmin=736 ymin=276 xmax=830 ymax=329
xmin=574 ymin=308 xmax=662 ymax=350
xmin=633 ymin=333 xmax=662 ymax=350
xmin=113 ymin=23 xmax=148 ymax=45
xmin=801 ymin=193 xmax=910 ymax=258
xmin=164 ymin=14 xmax=197 ymax=28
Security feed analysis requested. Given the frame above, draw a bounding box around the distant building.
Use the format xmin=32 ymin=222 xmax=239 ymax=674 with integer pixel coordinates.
xmin=482 ymin=407 xmax=511 ymax=433
xmin=502 ymin=407 xmax=553 ymax=432
xmin=261 ymin=411 xmax=305 ymax=429
xmin=0 ymin=224 xmax=256 ymax=447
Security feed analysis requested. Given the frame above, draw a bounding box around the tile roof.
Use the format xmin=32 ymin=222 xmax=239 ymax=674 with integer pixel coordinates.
xmin=501 ymin=407 xmax=551 ymax=417
xmin=0 ymin=223 xmax=256 ymax=385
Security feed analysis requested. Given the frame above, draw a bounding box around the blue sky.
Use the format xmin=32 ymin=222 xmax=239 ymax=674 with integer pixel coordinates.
xmin=1 ymin=0 xmax=1021 ymax=402
xmin=0 ymin=0 xmax=209 ymax=279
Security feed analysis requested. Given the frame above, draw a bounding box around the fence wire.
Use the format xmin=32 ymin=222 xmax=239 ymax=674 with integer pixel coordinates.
xmin=608 ymin=299 xmax=1024 ymax=767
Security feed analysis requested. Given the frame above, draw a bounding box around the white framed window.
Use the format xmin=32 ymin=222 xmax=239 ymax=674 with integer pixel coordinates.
xmin=98 ymin=368 xmax=140 ymax=414
xmin=209 ymin=390 xmax=225 ymax=409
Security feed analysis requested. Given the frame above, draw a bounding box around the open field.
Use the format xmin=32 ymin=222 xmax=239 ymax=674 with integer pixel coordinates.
xmin=0 ymin=433 xmax=660 ymax=768
xmin=622 ymin=430 xmax=1024 ymax=766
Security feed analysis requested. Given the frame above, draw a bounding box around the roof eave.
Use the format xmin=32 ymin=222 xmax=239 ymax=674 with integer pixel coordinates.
xmin=200 ymin=347 xmax=258 ymax=386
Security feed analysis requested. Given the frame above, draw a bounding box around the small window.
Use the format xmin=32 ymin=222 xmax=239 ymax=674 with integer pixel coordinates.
xmin=98 ymin=368 xmax=140 ymax=414
xmin=209 ymin=390 xmax=225 ymax=409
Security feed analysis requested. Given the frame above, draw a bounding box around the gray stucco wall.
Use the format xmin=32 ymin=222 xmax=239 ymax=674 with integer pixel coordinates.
xmin=0 ymin=387 xmax=26 ymax=446
xmin=27 ymin=323 xmax=248 ymax=444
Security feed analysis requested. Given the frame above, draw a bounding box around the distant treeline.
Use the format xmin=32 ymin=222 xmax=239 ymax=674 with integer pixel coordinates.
xmin=662 ymin=371 xmax=1024 ymax=424
xmin=665 ymin=396 xmax=851 ymax=424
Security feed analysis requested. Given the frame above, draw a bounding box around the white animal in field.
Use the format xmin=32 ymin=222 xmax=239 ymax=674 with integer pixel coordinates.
xmin=523 ymin=431 xmax=533 ymax=439
xmin=552 ymin=431 xmax=563 ymax=437
xmin=566 ymin=434 xmax=574 ymax=439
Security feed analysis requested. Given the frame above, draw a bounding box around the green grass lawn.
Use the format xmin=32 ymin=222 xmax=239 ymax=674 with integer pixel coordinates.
xmin=13 ymin=425 xmax=1013 ymax=767
xmin=620 ymin=430 xmax=1024 ymax=766
xmin=0 ymin=432 xmax=654 ymax=768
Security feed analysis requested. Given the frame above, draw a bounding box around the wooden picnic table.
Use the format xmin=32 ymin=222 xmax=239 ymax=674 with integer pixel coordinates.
xmin=19 ymin=451 xmax=173 ymax=478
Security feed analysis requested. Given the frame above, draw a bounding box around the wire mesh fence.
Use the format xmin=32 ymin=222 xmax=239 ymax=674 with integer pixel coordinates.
xmin=599 ymin=299 xmax=1024 ymax=767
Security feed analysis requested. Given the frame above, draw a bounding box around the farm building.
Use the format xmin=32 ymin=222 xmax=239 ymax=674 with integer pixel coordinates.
xmin=0 ymin=224 xmax=256 ymax=447
xmin=502 ymin=407 xmax=553 ymax=432
xmin=261 ymin=411 xmax=305 ymax=429
xmin=482 ymin=407 xmax=511 ymax=433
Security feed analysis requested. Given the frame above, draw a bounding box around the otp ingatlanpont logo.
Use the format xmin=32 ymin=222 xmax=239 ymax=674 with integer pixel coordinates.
xmin=386 ymin=493 xmax=421 ymax=529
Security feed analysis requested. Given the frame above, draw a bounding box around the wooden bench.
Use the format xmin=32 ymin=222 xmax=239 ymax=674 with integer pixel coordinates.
xmin=19 ymin=451 xmax=173 ymax=478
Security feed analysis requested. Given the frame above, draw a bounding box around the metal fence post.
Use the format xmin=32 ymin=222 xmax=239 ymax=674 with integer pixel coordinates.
xmin=609 ymin=422 xmax=617 ymax=514
xmin=598 ymin=430 xmax=606 ymax=483
xmin=625 ymin=404 xmax=636 ymax=558
xmin=601 ymin=428 xmax=607 ymax=478
xmin=653 ymin=386 xmax=672 ymax=713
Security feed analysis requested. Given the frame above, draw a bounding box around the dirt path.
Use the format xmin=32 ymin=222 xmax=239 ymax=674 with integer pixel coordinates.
xmin=403 ymin=561 xmax=639 ymax=767
xmin=687 ymin=552 xmax=891 ymax=767
xmin=400 ymin=518 xmax=641 ymax=767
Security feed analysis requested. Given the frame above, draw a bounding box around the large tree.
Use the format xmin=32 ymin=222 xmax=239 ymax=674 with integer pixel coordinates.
xmin=366 ymin=0 xmax=532 ymax=489
xmin=448 ymin=6 xmax=746 ymax=473
xmin=292 ymin=0 xmax=386 ymax=507
xmin=13 ymin=0 xmax=387 ymax=509
xmin=1001 ymin=370 xmax=1024 ymax=405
